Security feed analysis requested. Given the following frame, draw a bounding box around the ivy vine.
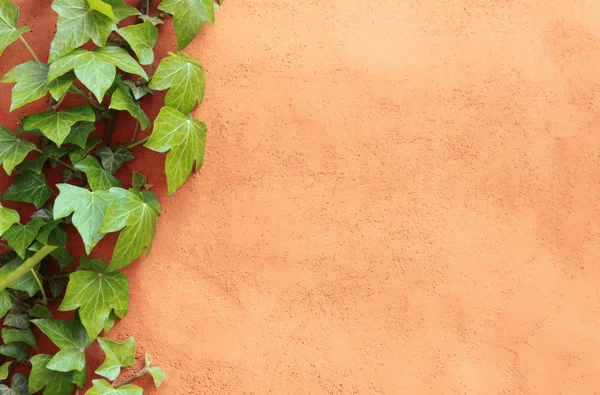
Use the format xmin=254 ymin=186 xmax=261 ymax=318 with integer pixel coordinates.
xmin=0 ymin=0 xmax=221 ymax=393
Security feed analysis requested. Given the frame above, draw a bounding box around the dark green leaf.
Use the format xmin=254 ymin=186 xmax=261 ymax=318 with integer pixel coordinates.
xmin=60 ymin=260 xmax=129 ymax=339
xmin=35 ymin=219 xmax=61 ymax=245
xmin=69 ymin=136 xmax=102 ymax=165
xmin=0 ymin=372 xmax=27 ymax=395
xmin=149 ymin=52 xmax=205 ymax=113
xmin=3 ymin=311 xmax=29 ymax=329
xmin=109 ymin=82 xmax=151 ymax=129
xmin=96 ymin=146 xmax=134 ymax=175
xmin=54 ymin=184 xmax=113 ymax=254
xmin=122 ymin=80 xmax=153 ymax=100
xmin=48 ymin=278 xmax=67 ymax=299
xmin=0 ymin=290 xmax=11 ymax=318
xmin=48 ymin=47 xmax=149 ymax=101
xmin=158 ymin=0 xmax=214 ymax=50
xmin=0 ymin=342 xmax=28 ymax=361
xmin=95 ymin=337 xmax=135 ymax=380
xmin=1 ymin=218 xmax=45 ymax=258
xmin=22 ymin=105 xmax=95 ymax=146
xmin=1 ymin=171 xmax=52 ymax=209
xmin=0 ymin=0 xmax=30 ymax=56
xmin=15 ymin=146 xmax=70 ymax=175
xmin=100 ymin=188 xmax=161 ymax=271
xmin=29 ymin=304 xmax=52 ymax=318
xmin=1 ymin=327 xmax=36 ymax=349
xmin=75 ymin=156 xmax=121 ymax=191
xmin=48 ymin=227 xmax=73 ymax=269
xmin=118 ymin=20 xmax=158 ymax=65
xmin=0 ymin=127 xmax=35 ymax=175
xmin=29 ymin=354 xmax=77 ymax=395
xmin=63 ymin=122 xmax=96 ymax=148
xmin=145 ymin=106 xmax=206 ymax=194
xmin=31 ymin=314 xmax=90 ymax=372
xmin=131 ymin=171 xmax=146 ymax=190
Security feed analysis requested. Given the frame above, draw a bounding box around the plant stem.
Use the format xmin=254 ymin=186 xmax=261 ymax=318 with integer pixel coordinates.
xmin=103 ymin=110 xmax=117 ymax=146
xmin=0 ymin=241 xmax=11 ymax=250
xmin=127 ymin=136 xmax=149 ymax=149
xmin=34 ymin=148 xmax=79 ymax=172
xmin=69 ymin=86 xmax=105 ymax=111
xmin=0 ymin=246 xmax=56 ymax=292
xmin=19 ymin=36 xmax=39 ymax=62
xmin=114 ymin=367 xmax=148 ymax=388
xmin=30 ymin=269 xmax=47 ymax=305
xmin=51 ymin=93 xmax=67 ymax=111
xmin=132 ymin=121 xmax=140 ymax=141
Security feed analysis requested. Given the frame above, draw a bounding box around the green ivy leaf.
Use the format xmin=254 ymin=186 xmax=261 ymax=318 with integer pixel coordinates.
xmin=28 ymin=354 xmax=77 ymax=395
xmin=54 ymin=184 xmax=113 ymax=254
xmin=69 ymin=136 xmax=102 ymax=165
xmin=31 ymin=314 xmax=90 ymax=372
xmin=95 ymin=146 xmax=134 ymax=175
xmin=87 ymin=0 xmax=116 ymax=21
xmin=103 ymin=311 xmax=117 ymax=334
xmin=145 ymin=106 xmax=206 ymax=195
xmin=109 ymin=82 xmax=151 ymax=129
xmin=0 ymin=290 xmax=11 ymax=318
xmin=29 ymin=303 xmax=52 ymax=318
xmin=0 ymin=342 xmax=28 ymax=361
xmin=47 ymin=226 xmax=73 ymax=269
xmin=139 ymin=14 xmax=164 ymax=26
xmin=22 ymin=105 xmax=95 ymax=146
xmin=63 ymin=122 xmax=96 ymax=148
xmin=1 ymin=327 xmax=36 ymax=349
xmin=48 ymin=278 xmax=67 ymax=299
xmin=149 ymin=52 xmax=205 ymax=113
xmin=158 ymin=0 xmax=214 ymax=50
xmin=0 ymin=372 xmax=27 ymax=395
xmin=0 ymin=257 xmax=40 ymax=296
xmin=122 ymin=80 xmax=153 ymax=100
xmin=95 ymin=337 xmax=135 ymax=380
xmin=87 ymin=380 xmax=142 ymax=395
xmin=131 ymin=171 xmax=147 ymax=190
xmin=35 ymin=219 xmax=61 ymax=245
xmin=1 ymin=61 xmax=74 ymax=111
xmin=3 ymin=311 xmax=29 ymax=329
xmin=149 ymin=366 xmax=167 ymax=388
xmin=0 ymin=205 xmax=19 ymax=237
xmin=118 ymin=20 xmax=158 ymax=65
xmin=49 ymin=0 xmax=115 ymax=62
xmin=48 ymin=47 xmax=149 ymax=101
xmin=99 ymin=187 xmax=161 ymax=271
xmin=75 ymin=156 xmax=121 ymax=191
xmin=103 ymin=0 xmax=139 ymax=21
xmin=15 ymin=146 xmax=70 ymax=175
xmin=60 ymin=259 xmax=128 ymax=340
xmin=1 ymin=218 xmax=44 ymax=259
xmin=0 ymin=127 xmax=35 ymax=175
xmin=0 ymin=0 xmax=30 ymax=56
xmin=0 ymin=361 xmax=11 ymax=381
xmin=1 ymin=171 xmax=52 ymax=209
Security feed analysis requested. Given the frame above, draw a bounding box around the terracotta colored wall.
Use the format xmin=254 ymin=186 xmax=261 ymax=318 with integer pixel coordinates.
xmin=4 ymin=0 xmax=600 ymax=393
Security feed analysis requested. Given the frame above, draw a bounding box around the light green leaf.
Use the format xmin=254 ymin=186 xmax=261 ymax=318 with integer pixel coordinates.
xmin=103 ymin=311 xmax=117 ymax=334
xmin=149 ymin=52 xmax=205 ymax=113
xmin=95 ymin=146 xmax=134 ymax=175
xmin=0 ymin=205 xmax=19 ymax=237
xmin=95 ymin=337 xmax=135 ymax=380
xmin=63 ymin=122 xmax=95 ymax=148
xmin=122 ymin=80 xmax=153 ymax=100
xmin=29 ymin=303 xmax=52 ymax=318
xmin=139 ymin=14 xmax=164 ymax=26
xmin=75 ymin=156 xmax=121 ymax=191
xmin=48 ymin=47 xmax=148 ymax=101
xmin=69 ymin=136 xmax=102 ymax=165
xmin=0 ymin=372 xmax=27 ymax=395
xmin=0 ymin=0 xmax=30 ymax=56
xmin=158 ymin=0 xmax=215 ymax=50
xmin=118 ymin=20 xmax=158 ymax=65
xmin=99 ymin=187 xmax=161 ymax=271
xmin=1 ymin=61 xmax=74 ymax=111
xmin=87 ymin=0 xmax=116 ymax=21
xmin=49 ymin=0 xmax=116 ymax=62
xmin=0 ymin=342 xmax=27 ymax=361
xmin=103 ymin=0 xmax=139 ymax=21
xmin=0 ymin=256 xmax=40 ymax=296
xmin=145 ymin=106 xmax=206 ymax=195
xmin=31 ymin=314 xmax=90 ymax=372
xmin=87 ymin=380 xmax=142 ymax=395
xmin=22 ymin=105 xmax=95 ymax=146
xmin=1 ymin=327 xmax=36 ymax=349
xmin=3 ymin=311 xmax=29 ymax=329
xmin=54 ymin=184 xmax=113 ymax=254
xmin=109 ymin=83 xmax=151 ymax=129
xmin=59 ymin=259 xmax=128 ymax=340
xmin=1 ymin=218 xmax=44 ymax=258
xmin=0 ymin=361 xmax=11 ymax=380
xmin=1 ymin=171 xmax=52 ymax=209
xmin=0 ymin=127 xmax=35 ymax=175
xmin=149 ymin=366 xmax=167 ymax=388
xmin=131 ymin=171 xmax=146 ymax=190
xmin=29 ymin=354 xmax=77 ymax=395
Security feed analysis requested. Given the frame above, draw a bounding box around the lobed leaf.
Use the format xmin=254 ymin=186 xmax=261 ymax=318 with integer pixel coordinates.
xmin=96 ymin=146 xmax=134 ymax=175
xmin=0 ymin=372 xmax=27 ymax=395
xmin=0 ymin=0 xmax=30 ymax=56
xmin=109 ymin=82 xmax=151 ymax=129
xmin=1 ymin=218 xmax=45 ymax=259
xmin=29 ymin=354 xmax=78 ymax=395
xmin=0 ymin=127 xmax=36 ymax=175
xmin=1 ymin=170 xmax=52 ymax=209
xmin=75 ymin=156 xmax=122 ymax=191
xmin=0 ymin=205 xmax=19 ymax=237
xmin=158 ymin=0 xmax=214 ymax=50
xmin=95 ymin=337 xmax=136 ymax=380
xmin=1 ymin=327 xmax=36 ymax=349
xmin=87 ymin=379 xmax=142 ymax=395
xmin=118 ymin=20 xmax=158 ymax=65
xmin=22 ymin=105 xmax=96 ymax=146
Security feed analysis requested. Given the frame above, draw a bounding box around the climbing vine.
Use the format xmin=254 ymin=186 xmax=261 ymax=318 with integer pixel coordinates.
xmin=0 ymin=0 xmax=220 ymax=393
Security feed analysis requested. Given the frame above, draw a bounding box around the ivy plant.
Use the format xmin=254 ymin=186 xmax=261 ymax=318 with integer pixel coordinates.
xmin=0 ymin=0 xmax=222 ymax=392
